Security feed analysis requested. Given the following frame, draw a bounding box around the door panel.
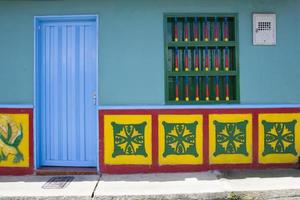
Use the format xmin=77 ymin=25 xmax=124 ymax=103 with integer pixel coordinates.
xmin=39 ymin=19 xmax=97 ymax=167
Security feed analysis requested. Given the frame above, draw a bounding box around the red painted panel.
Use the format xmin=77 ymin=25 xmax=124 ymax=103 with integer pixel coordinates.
xmin=252 ymin=113 xmax=259 ymax=165
xmin=100 ymin=108 xmax=300 ymax=174
xmin=0 ymin=108 xmax=34 ymax=175
xmin=152 ymin=114 xmax=159 ymax=169
xmin=203 ymin=114 xmax=209 ymax=167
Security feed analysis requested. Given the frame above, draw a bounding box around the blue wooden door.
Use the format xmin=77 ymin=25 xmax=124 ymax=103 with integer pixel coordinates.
xmin=38 ymin=18 xmax=97 ymax=167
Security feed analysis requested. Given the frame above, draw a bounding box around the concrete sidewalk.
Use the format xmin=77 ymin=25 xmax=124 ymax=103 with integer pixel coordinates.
xmin=2 ymin=169 xmax=300 ymax=199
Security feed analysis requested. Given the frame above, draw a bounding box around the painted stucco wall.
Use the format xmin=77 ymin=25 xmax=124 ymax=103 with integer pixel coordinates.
xmin=100 ymin=108 xmax=300 ymax=173
xmin=0 ymin=0 xmax=299 ymax=105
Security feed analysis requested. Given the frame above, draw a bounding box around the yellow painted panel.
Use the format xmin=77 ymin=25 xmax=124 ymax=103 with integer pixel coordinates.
xmin=104 ymin=115 xmax=152 ymax=165
xmin=0 ymin=114 xmax=30 ymax=167
xmin=158 ymin=115 xmax=203 ymax=165
xmin=258 ymin=113 xmax=300 ymax=164
xmin=209 ymin=114 xmax=252 ymax=164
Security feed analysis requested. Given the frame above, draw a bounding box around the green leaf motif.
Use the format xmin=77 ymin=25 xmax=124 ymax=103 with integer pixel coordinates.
xmin=7 ymin=123 xmax=12 ymax=142
xmin=262 ymin=120 xmax=297 ymax=156
xmin=13 ymin=152 xmax=24 ymax=163
xmin=12 ymin=130 xmax=23 ymax=148
xmin=111 ymin=122 xmax=148 ymax=158
xmin=0 ymin=151 xmax=7 ymax=161
xmin=162 ymin=121 xmax=199 ymax=157
xmin=213 ymin=120 xmax=249 ymax=157
xmin=0 ymin=122 xmax=24 ymax=163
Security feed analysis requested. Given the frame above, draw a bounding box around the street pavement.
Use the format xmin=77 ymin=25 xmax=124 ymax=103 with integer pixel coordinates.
xmin=1 ymin=169 xmax=300 ymax=199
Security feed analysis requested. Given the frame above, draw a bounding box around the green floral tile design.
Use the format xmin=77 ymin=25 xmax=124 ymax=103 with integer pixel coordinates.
xmin=262 ymin=120 xmax=297 ymax=156
xmin=213 ymin=120 xmax=248 ymax=157
xmin=162 ymin=121 xmax=199 ymax=157
xmin=111 ymin=122 xmax=148 ymax=158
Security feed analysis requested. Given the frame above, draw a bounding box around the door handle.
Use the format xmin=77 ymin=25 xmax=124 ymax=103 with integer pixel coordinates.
xmin=92 ymin=92 xmax=97 ymax=105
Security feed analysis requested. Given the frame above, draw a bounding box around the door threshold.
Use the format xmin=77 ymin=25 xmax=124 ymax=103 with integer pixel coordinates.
xmin=36 ymin=167 xmax=98 ymax=176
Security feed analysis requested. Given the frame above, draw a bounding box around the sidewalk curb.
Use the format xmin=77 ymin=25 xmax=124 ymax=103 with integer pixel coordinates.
xmin=0 ymin=197 xmax=91 ymax=200
xmin=93 ymin=189 xmax=300 ymax=200
xmin=3 ymin=189 xmax=300 ymax=200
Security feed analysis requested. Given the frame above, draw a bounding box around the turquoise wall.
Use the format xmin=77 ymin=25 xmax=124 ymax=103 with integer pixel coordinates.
xmin=0 ymin=0 xmax=299 ymax=105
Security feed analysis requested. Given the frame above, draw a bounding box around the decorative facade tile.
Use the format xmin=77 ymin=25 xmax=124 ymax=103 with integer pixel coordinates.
xmin=259 ymin=114 xmax=300 ymax=164
xmin=111 ymin=122 xmax=148 ymax=158
xmin=104 ymin=115 xmax=152 ymax=165
xmin=213 ymin=120 xmax=248 ymax=156
xmin=162 ymin=121 xmax=198 ymax=157
xmin=209 ymin=114 xmax=252 ymax=164
xmin=158 ymin=115 xmax=203 ymax=165
xmin=0 ymin=114 xmax=30 ymax=167
xmin=262 ymin=120 xmax=297 ymax=156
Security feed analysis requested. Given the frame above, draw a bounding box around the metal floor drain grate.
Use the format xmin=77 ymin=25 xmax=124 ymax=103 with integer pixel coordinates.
xmin=42 ymin=176 xmax=74 ymax=189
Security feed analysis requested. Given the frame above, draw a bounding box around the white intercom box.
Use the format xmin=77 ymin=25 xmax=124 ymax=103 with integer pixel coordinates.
xmin=253 ymin=13 xmax=276 ymax=45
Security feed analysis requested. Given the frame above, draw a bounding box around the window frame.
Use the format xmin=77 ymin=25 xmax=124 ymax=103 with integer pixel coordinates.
xmin=164 ymin=13 xmax=240 ymax=105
